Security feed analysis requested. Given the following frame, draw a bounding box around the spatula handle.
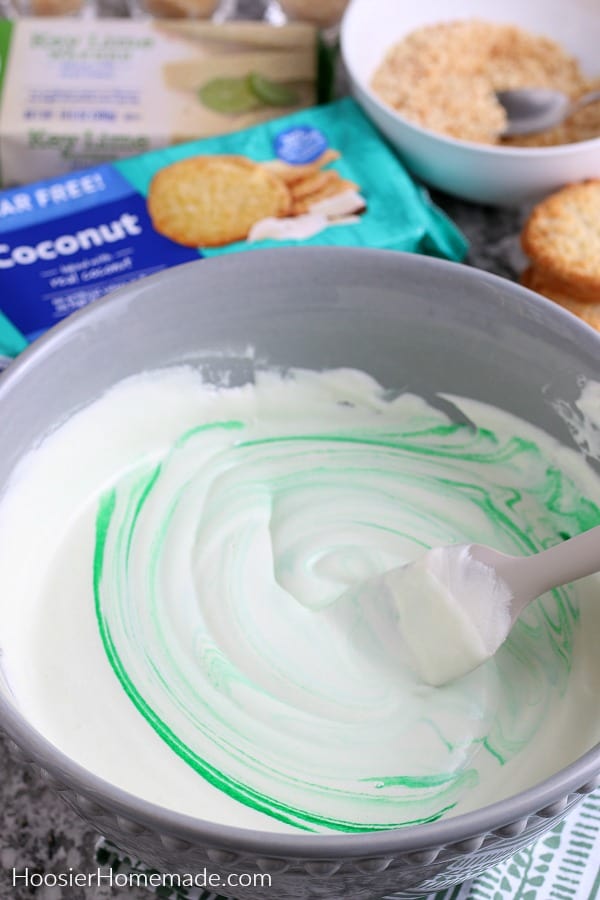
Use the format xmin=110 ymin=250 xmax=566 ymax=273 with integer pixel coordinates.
xmin=471 ymin=524 xmax=600 ymax=614
xmin=532 ymin=523 xmax=600 ymax=596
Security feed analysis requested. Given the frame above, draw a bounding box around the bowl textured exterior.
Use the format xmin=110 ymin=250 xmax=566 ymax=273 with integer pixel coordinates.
xmin=341 ymin=0 xmax=600 ymax=206
xmin=1 ymin=248 xmax=600 ymax=899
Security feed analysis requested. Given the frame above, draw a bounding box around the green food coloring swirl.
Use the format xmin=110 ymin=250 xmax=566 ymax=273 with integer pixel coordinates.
xmin=93 ymin=372 xmax=600 ymax=832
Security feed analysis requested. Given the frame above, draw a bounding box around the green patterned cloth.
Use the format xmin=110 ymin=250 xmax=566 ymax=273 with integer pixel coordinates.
xmin=96 ymin=788 xmax=600 ymax=900
xmin=422 ymin=790 xmax=600 ymax=900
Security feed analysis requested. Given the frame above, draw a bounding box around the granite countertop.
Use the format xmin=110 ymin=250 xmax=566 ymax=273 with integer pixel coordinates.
xmin=0 ymin=195 xmax=531 ymax=900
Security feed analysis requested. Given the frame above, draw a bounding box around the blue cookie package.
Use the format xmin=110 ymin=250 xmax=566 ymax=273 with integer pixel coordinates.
xmin=0 ymin=98 xmax=467 ymax=343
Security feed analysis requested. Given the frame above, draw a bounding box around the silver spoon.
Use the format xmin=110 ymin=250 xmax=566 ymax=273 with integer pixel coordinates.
xmin=337 ymin=525 xmax=600 ymax=687
xmin=498 ymin=87 xmax=600 ymax=137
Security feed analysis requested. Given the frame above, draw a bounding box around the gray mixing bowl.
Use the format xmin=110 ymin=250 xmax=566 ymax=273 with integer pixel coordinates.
xmin=0 ymin=248 xmax=599 ymax=900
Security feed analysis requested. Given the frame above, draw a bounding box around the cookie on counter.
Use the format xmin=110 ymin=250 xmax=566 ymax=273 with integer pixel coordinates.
xmin=521 ymin=179 xmax=600 ymax=302
xmin=520 ymin=266 xmax=600 ymax=330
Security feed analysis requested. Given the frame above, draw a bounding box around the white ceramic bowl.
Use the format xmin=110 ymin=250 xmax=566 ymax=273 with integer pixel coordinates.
xmin=341 ymin=0 xmax=600 ymax=206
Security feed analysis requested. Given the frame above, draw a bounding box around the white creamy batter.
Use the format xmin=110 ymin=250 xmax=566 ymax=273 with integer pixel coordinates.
xmin=0 ymin=366 xmax=599 ymax=834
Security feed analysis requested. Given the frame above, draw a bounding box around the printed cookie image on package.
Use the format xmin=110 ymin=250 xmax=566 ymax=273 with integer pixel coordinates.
xmin=147 ymin=154 xmax=294 ymax=247
xmin=0 ymin=99 xmax=467 ymax=342
xmin=147 ymin=147 xmax=365 ymax=248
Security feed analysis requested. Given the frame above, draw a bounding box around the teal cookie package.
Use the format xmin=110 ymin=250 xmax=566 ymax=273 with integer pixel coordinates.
xmin=0 ymin=309 xmax=27 ymax=368
xmin=0 ymin=98 xmax=467 ymax=342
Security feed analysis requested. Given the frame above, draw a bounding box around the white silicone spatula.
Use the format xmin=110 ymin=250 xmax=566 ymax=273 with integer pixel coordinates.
xmin=469 ymin=524 xmax=600 ymax=616
xmin=366 ymin=525 xmax=600 ymax=687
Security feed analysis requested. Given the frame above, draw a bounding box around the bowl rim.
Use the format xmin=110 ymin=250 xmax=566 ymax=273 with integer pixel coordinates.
xmin=1 ymin=247 xmax=599 ymax=857
xmin=2 ymin=696 xmax=599 ymax=856
xmin=340 ymin=0 xmax=600 ymax=158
